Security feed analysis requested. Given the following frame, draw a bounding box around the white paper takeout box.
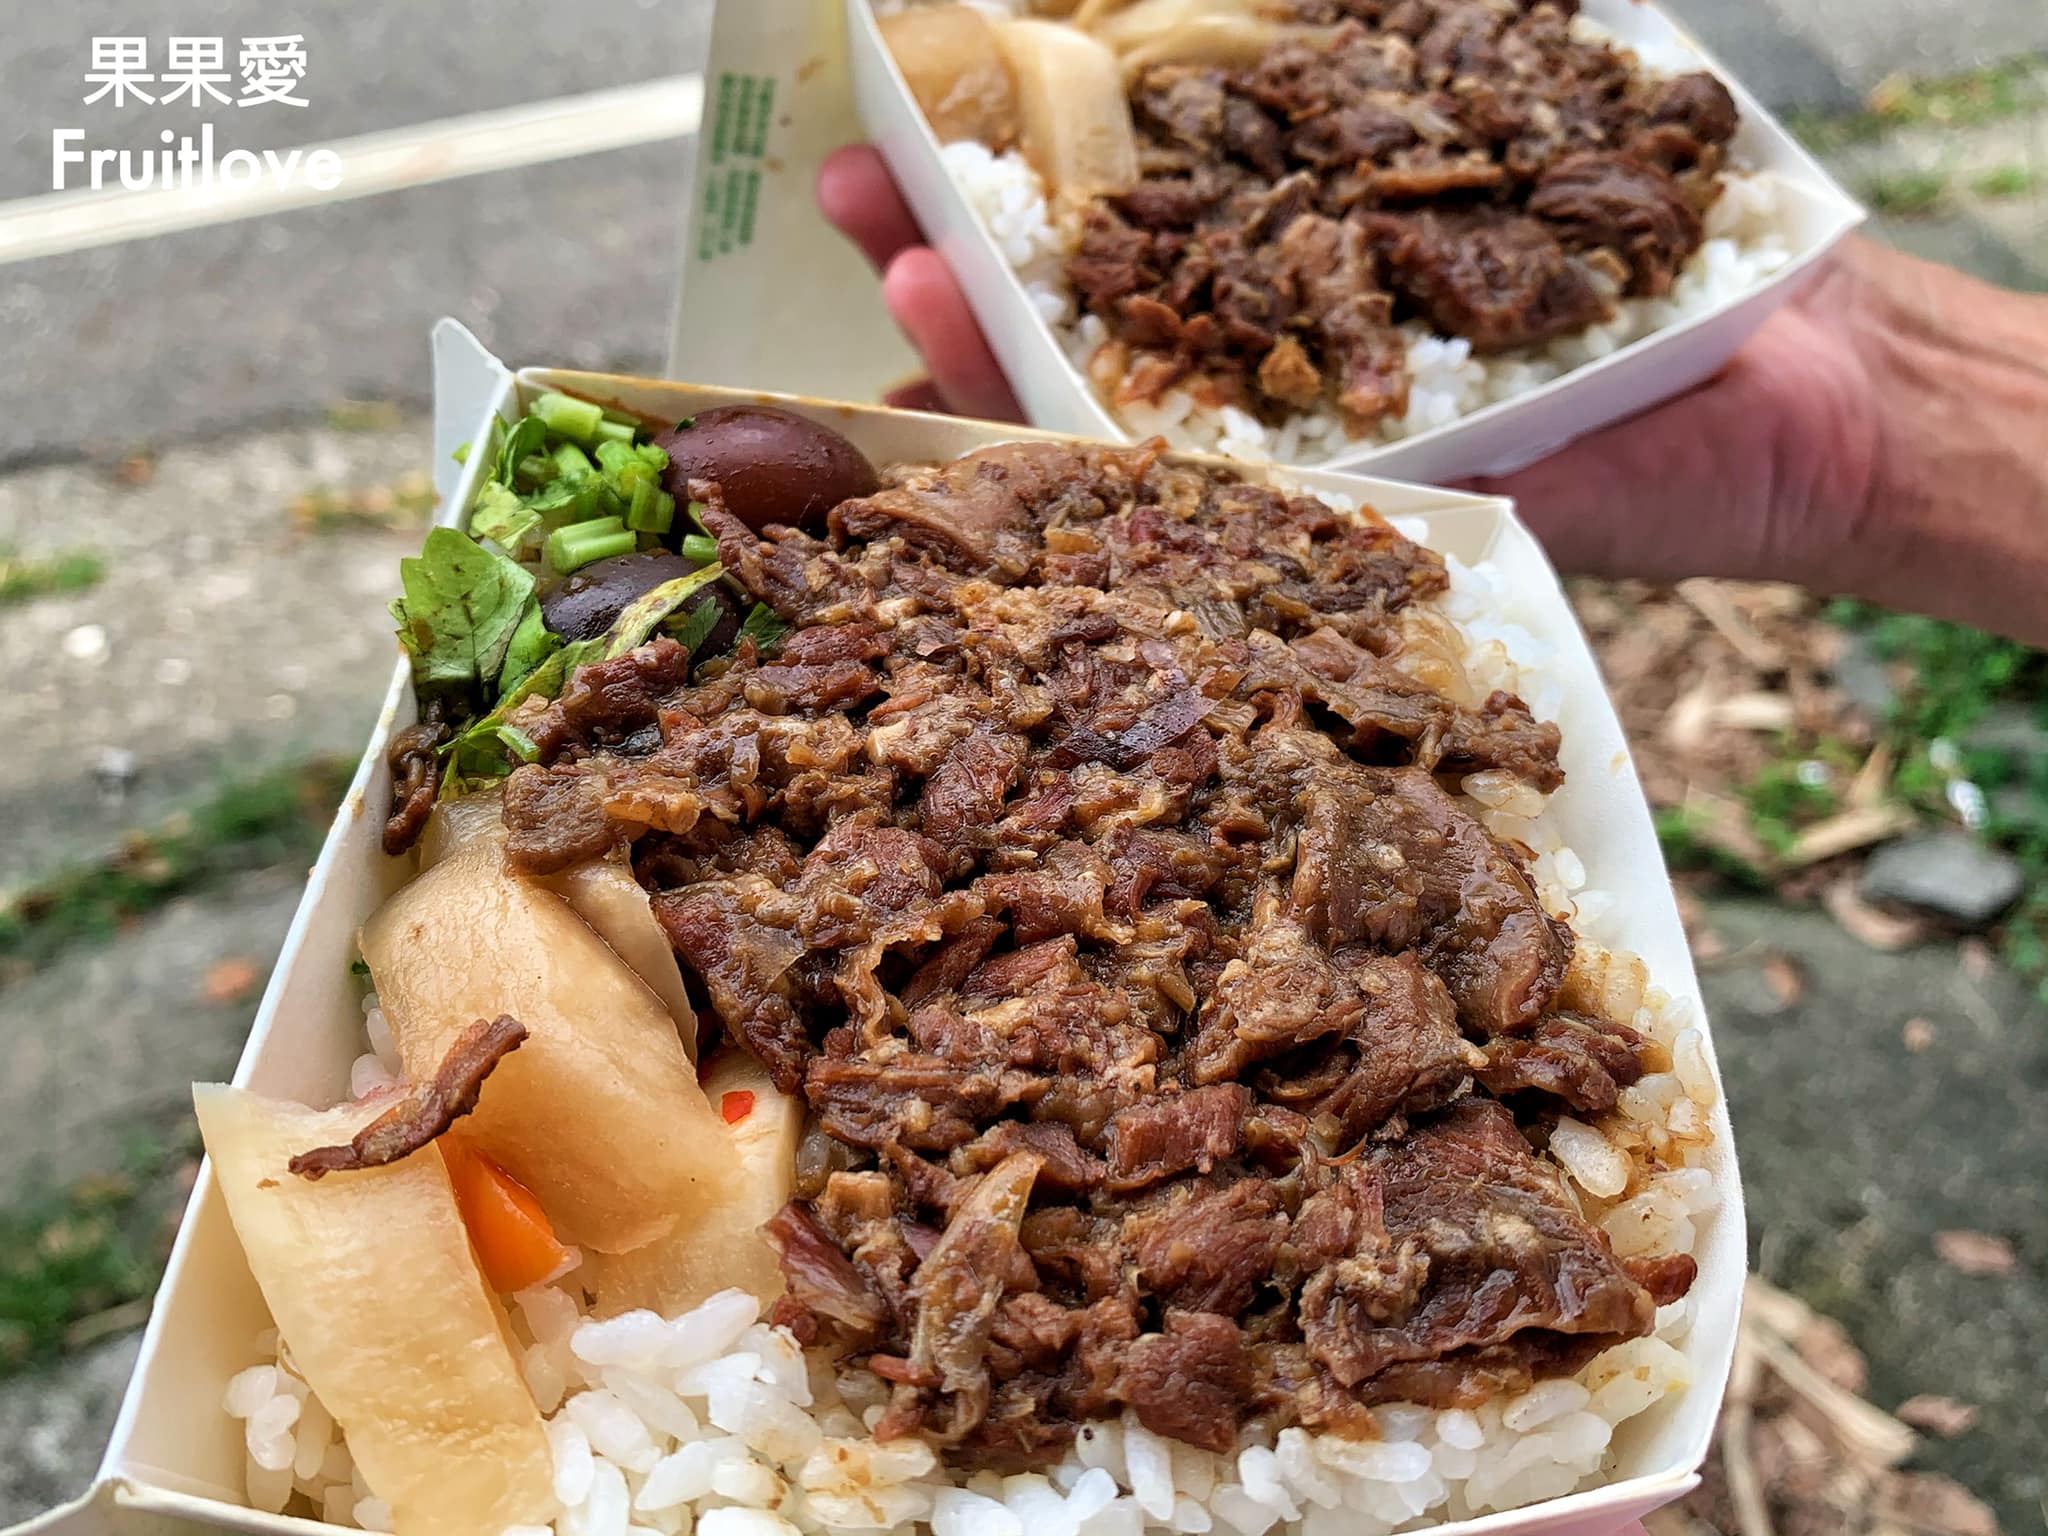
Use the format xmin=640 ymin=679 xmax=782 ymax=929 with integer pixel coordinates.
xmin=20 ymin=322 xmax=1743 ymax=1536
xmin=841 ymin=0 xmax=1864 ymax=483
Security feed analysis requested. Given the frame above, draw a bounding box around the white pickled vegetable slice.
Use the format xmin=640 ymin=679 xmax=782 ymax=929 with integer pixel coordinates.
xmin=360 ymin=813 xmax=741 ymax=1252
xmin=193 ymin=1083 xmax=555 ymax=1536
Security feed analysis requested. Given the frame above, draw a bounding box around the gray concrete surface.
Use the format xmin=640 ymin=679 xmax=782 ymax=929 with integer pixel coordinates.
xmin=0 ymin=143 xmax=688 ymax=467
xmin=1 ymin=867 xmax=306 ymax=1194
xmin=1706 ymin=899 xmax=2048 ymax=1533
xmin=0 ymin=1333 xmax=142 ymax=1522
xmin=0 ymin=424 xmax=421 ymax=883
xmin=1664 ymin=0 xmax=2048 ymax=110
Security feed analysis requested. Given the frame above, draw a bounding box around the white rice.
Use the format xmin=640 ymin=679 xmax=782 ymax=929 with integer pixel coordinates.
xmin=226 ymin=551 xmax=1721 ymax=1535
xmin=936 ymin=15 xmax=1793 ymax=466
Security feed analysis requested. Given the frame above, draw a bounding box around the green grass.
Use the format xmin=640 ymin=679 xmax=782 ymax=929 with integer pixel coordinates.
xmin=0 ymin=547 xmax=104 ymax=606
xmin=1861 ymin=168 xmax=1950 ymax=216
xmin=1826 ymin=603 xmax=2048 ymax=990
xmin=1970 ymin=163 xmax=2044 ymax=200
xmin=0 ymin=755 xmax=353 ymax=989
xmin=1661 ymin=608 xmax=2048 ymax=995
xmin=1787 ymin=54 xmax=2048 ymax=151
xmin=0 ymin=1131 xmax=195 ymax=1375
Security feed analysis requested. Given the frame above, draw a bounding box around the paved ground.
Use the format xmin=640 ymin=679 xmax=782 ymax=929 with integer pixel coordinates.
xmin=1705 ymin=900 xmax=2048 ymax=1530
xmin=2 ymin=1 xmax=2045 ymax=463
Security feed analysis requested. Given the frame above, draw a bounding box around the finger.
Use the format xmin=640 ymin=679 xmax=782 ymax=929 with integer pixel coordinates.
xmin=882 ymin=247 xmax=1026 ymax=424
xmin=816 ymin=145 xmax=925 ymax=273
xmin=883 ymin=378 xmax=951 ymax=413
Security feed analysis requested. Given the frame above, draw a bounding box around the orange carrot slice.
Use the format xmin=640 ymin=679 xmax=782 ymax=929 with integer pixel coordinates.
xmin=721 ymin=1090 xmax=755 ymax=1125
xmin=442 ymin=1135 xmax=573 ymax=1294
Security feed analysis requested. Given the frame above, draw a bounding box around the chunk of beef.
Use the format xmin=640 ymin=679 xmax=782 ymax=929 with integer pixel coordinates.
xmin=881 ymin=1153 xmax=1042 ymax=1443
xmin=954 ymin=1121 xmax=1106 ymax=1196
xmin=502 ymin=764 xmax=620 ymax=874
xmin=805 ymin=1055 xmax=1046 ymax=1154
xmin=1288 ymin=762 xmax=1570 ymax=1035
xmin=655 ymin=876 xmax=810 ymax=1091
xmin=1636 ymin=72 xmax=1739 ymax=166
xmin=1475 ymin=1011 xmax=1650 ymax=1113
xmin=1125 ymin=1178 xmax=1288 ymax=1316
xmin=1120 ymin=1312 xmax=1250 ymax=1453
xmin=524 ymin=638 xmax=694 ymax=762
xmin=1104 ymin=1084 xmax=1249 ymax=1191
xmin=1301 ymin=1101 xmax=1658 ymax=1396
xmin=1370 ymin=209 xmax=1613 ymax=351
xmin=1257 ymin=951 xmax=1480 ymax=1146
xmin=1529 ymin=150 xmax=1703 ymax=296
xmin=767 ymin=1201 xmax=889 ymax=1348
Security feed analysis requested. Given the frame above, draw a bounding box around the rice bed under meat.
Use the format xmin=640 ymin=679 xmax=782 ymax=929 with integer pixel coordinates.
xmin=226 ymin=539 xmax=1723 ymax=1536
xmin=932 ymin=10 xmax=1792 ymax=466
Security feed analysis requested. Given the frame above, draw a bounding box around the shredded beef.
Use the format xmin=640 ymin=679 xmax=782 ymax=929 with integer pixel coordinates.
xmin=288 ymin=1015 xmax=527 ymax=1178
xmin=494 ymin=442 xmax=1687 ymax=1465
xmin=1059 ymin=4 xmax=1738 ymax=433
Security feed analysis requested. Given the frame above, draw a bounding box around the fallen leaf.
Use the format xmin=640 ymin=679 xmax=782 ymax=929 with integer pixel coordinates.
xmin=1760 ymin=952 xmax=1805 ymax=1009
xmin=1678 ymin=578 xmax=1786 ymax=670
xmin=1846 ymin=740 xmax=1895 ymax=811
xmin=200 ymin=955 xmax=261 ymax=1005
xmin=1791 ymin=1311 xmax=1869 ymax=1395
xmin=1711 ymin=691 xmax=1798 ymax=733
xmin=1934 ymin=1229 xmax=2017 ymax=1277
xmin=1876 ymin=1471 xmax=2001 ymax=1536
xmin=1902 ymin=1017 xmax=1935 ymax=1052
xmin=1958 ymin=938 xmax=1993 ymax=981
xmin=1785 ymin=801 xmax=1917 ymax=866
xmin=1894 ymin=1395 xmax=1977 ymax=1437
xmin=1823 ymin=876 xmax=1930 ymax=951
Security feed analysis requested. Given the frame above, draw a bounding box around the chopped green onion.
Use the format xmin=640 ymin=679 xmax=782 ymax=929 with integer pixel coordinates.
xmin=592 ymin=417 xmax=637 ymax=448
xmin=552 ymin=440 xmax=595 ymax=479
xmin=531 ymin=391 xmax=605 ymax=446
xmin=452 ymin=440 xmax=472 ymax=465
xmin=601 ymin=406 xmax=642 ymax=427
xmin=628 ymin=480 xmax=674 ymax=535
xmin=681 ymin=533 xmax=719 ymax=566
xmin=686 ymin=499 xmax=713 ymax=536
xmin=545 ymin=517 xmax=634 ymax=574
xmin=675 ymin=416 xmax=696 ymax=431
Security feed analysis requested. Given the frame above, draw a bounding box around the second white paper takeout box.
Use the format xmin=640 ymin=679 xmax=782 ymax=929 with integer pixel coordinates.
xmin=840 ymin=0 xmax=1864 ymax=484
xmin=15 ymin=322 xmax=1743 ymax=1536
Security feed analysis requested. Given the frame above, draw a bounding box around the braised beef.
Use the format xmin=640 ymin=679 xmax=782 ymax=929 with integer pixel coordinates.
xmin=1299 ymin=1100 xmax=1657 ymax=1401
xmin=1060 ymin=4 xmax=1738 ymax=432
xmin=490 ymin=442 xmax=1688 ymax=1465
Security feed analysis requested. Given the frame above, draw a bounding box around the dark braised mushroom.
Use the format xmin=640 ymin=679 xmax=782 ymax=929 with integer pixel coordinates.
xmin=540 ymin=552 xmax=697 ymax=642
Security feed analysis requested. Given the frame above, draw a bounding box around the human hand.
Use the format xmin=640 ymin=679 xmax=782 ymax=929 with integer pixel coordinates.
xmin=1471 ymin=236 xmax=2048 ymax=644
xmin=816 ymin=144 xmax=1024 ymax=423
xmin=815 ymin=143 xmax=2048 ymax=644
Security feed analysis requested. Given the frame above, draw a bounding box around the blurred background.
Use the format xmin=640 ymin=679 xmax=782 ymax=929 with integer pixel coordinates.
xmin=0 ymin=3 xmax=2042 ymax=1532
